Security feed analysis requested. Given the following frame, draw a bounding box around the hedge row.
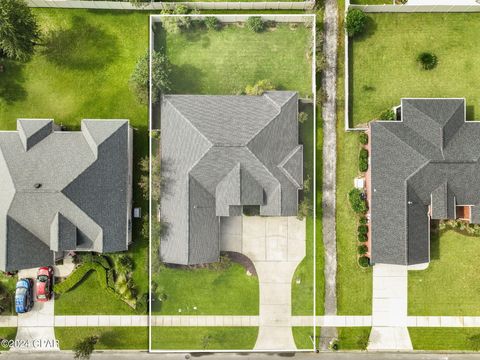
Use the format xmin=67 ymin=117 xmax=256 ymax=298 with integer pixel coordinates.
xmin=359 ymin=148 xmax=368 ymax=172
xmin=54 ymin=262 xmax=109 ymax=295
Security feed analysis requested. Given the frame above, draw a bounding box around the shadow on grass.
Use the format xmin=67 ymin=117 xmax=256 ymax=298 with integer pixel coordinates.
xmin=352 ymin=16 xmax=378 ymax=43
xmin=169 ymin=64 xmax=205 ymax=94
xmin=41 ymin=16 xmax=118 ymax=71
xmin=0 ymin=61 xmax=27 ymax=104
xmin=430 ymin=220 xmax=440 ymax=261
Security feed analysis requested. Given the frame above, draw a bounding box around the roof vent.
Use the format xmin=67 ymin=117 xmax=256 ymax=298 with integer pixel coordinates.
xmin=34 ymin=183 xmax=42 ymax=189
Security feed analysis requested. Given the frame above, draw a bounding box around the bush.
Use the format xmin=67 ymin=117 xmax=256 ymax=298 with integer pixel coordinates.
xmin=243 ymin=205 xmax=260 ymax=216
xmin=246 ymin=16 xmax=265 ymax=33
xmin=359 ymin=148 xmax=368 ymax=172
xmin=345 ymin=9 xmax=367 ymax=37
xmin=379 ymin=108 xmax=396 ymax=121
xmin=359 ymin=217 xmax=368 ymax=225
xmin=245 ymin=79 xmax=275 ymax=96
xmin=359 ymin=132 xmax=368 ymax=145
xmin=106 ymin=269 xmax=115 ymax=290
xmin=54 ymin=262 xmax=108 ymax=294
xmin=297 ymin=198 xmax=312 ymax=220
xmin=205 ymin=16 xmax=220 ymax=31
xmin=298 ymin=112 xmax=309 ymax=124
xmin=417 ymin=52 xmax=437 ymax=70
xmin=358 ymin=233 xmax=368 ymax=242
xmin=358 ymin=224 xmax=368 ymax=235
xmin=73 ymin=335 xmax=99 ymax=360
xmin=358 ymin=256 xmax=370 ymax=268
xmin=118 ymin=255 xmax=134 ymax=274
xmin=348 ymin=188 xmax=368 ymax=214
xmin=358 ymin=245 xmax=368 ymax=255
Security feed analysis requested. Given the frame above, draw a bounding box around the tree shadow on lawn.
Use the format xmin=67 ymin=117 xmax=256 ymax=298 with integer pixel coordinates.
xmin=169 ymin=64 xmax=205 ymax=94
xmin=0 ymin=61 xmax=27 ymax=104
xmin=41 ymin=15 xmax=118 ymax=71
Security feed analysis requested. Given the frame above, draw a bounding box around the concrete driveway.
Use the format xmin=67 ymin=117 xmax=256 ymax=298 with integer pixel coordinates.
xmin=221 ymin=215 xmax=306 ymax=350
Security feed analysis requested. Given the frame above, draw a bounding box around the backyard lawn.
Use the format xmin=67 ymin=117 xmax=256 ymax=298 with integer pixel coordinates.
xmin=151 ymin=327 xmax=258 ymax=350
xmin=409 ymin=328 xmax=480 ymax=350
xmin=156 ymin=22 xmax=312 ymax=98
xmin=337 ymin=1 xmax=372 ymax=315
xmin=409 ymin=230 xmax=480 ymax=315
xmin=350 ymin=13 xmax=480 ymax=127
xmin=0 ymin=9 xmax=150 ymax=315
xmin=55 ymin=327 xmax=148 ymax=350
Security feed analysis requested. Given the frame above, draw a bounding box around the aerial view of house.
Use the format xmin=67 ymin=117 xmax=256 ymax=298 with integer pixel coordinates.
xmin=0 ymin=119 xmax=133 ymax=271
xmin=160 ymin=92 xmax=303 ymax=265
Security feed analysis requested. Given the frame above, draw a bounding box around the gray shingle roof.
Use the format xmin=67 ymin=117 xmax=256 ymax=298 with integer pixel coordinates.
xmin=370 ymin=98 xmax=480 ymax=265
xmin=0 ymin=119 xmax=132 ymax=271
xmin=160 ymin=92 xmax=303 ymax=265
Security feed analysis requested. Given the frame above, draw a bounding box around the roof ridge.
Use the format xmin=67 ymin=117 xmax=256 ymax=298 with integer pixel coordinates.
xmin=277 ymin=145 xmax=302 ymax=189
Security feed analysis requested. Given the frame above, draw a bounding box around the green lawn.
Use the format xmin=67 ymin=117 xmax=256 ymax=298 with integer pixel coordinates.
xmin=55 ymin=327 xmax=147 ymax=350
xmin=55 ymin=272 xmax=136 ymax=315
xmin=350 ymin=0 xmax=392 ymax=3
xmin=0 ymin=273 xmax=17 ymax=315
xmin=350 ymin=13 xmax=480 ymax=127
xmin=0 ymin=328 xmax=17 ymax=351
xmin=152 ymin=262 xmax=259 ymax=315
xmin=292 ymin=327 xmax=317 ymax=350
xmin=292 ymin=327 xmax=370 ymax=350
xmin=409 ymin=230 xmax=480 ymax=315
xmin=337 ymin=1 xmax=372 ymax=315
xmin=409 ymin=328 xmax=480 ymax=351
xmin=1 ymin=9 xmax=150 ymax=315
xmin=157 ymin=22 xmax=312 ymax=97
xmin=151 ymin=327 xmax=258 ymax=350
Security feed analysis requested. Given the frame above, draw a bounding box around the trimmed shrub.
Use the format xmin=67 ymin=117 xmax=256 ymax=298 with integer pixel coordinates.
xmin=379 ymin=108 xmax=395 ymax=121
xmin=358 ymin=256 xmax=370 ymax=268
xmin=297 ymin=198 xmax=312 ymax=220
xmin=54 ymin=262 xmax=108 ymax=294
xmin=245 ymin=79 xmax=275 ymax=96
xmin=359 ymin=132 xmax=368 ymax=145
xmin=93 ymin=255 xmax=111 ymax=270
xmin=359 ymin=217 xmax=368 ymax=225
xmin=359 ymin=148 xmax=368 ymax=172
xmin=205 ymin=16 xmax=220 ymax=31
xmin=358 ymin=233 xmax=368 ymax=242
xmin=358 ymin=224 xmax=368 ymax=235
xmin=358 ymin=245 xmax=368 ymax=255
xmin=345 ymin=9 xmax=367 ymax=37
xmin=349 ymin=188 xmax=368 ymax=214
xmin=118 ymin=255 xmax=134 ymax=274
xmin=106 ymin=269 xmax=115 ymax=290
xmin=246 ymin=16 xmax=265 ymax=33
xmin=417 ymin=52 xmax=437 ymax=70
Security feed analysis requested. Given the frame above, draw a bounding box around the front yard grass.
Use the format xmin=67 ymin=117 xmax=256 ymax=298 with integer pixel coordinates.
xmin=151 ymin=327 xmax=258 ymax=350
xmin=337 ymin=1 xmax=372 ymax=315
xmin=409 ymin=230 xmax=480 ymax=315
xmin=350 ymin=13 xmax=480 ymax=127
xmin=1 ymin=9 xmax=150 ymax=315
xmin=55 ymin=327 xmax=147 ymax=350
xmin=292 ymin=327 xmax=370 ymax=350
xmin=0 ymin=328 xmax=17 ymax=351
xmin=409 ymin=328 xmax=480 ymax=350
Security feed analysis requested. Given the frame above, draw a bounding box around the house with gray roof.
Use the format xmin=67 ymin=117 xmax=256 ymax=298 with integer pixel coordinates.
xmin=160 ymin=91 xmax=303 ymax=265
xmin=369 ymin=98 xmax=480 ymax=265
xmin=0 ymin=119 xmax=133 ymax=271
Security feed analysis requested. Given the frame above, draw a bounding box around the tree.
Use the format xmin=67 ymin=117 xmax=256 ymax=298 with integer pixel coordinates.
xmin=0 ymin=0 xmax=40 ymax=61
xmin=130 ymin=50 xmax=171 ymax=104
xmin=245 ymin=80 xmax=275 ymax=96
xmin=345 ymin=9 xmax=367 ymax=37
xmin=246 ymin=16 xmax=265 ymax=33
xmin=73 ymin=335 xmax=99 ymax=360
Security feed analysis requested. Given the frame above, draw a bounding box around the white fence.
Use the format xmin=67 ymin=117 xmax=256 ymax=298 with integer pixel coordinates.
xmin=152 ymin=14 xmax=314 ymax=21
xmin=26 ymin=0 xmax=314 ymax=10
xmin=350 ymin=3 xmax=480 ymax=12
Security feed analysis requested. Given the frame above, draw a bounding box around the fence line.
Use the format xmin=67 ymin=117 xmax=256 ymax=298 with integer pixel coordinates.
xmin=350 ymin=3 xmax=480 ymax=12
xmin=26 ymin=0 xmax=314 ymax=10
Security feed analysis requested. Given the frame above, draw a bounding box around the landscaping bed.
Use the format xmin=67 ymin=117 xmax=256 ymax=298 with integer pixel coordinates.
xmin=151 ymin=327 xmax=258 ymax=350
xmin=409 ymin=229 xmax=480 ymax=316
xmin=349 ymin=13 xmax=480 ymax=128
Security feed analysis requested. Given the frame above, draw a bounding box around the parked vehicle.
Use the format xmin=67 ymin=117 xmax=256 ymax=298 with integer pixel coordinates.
xmin=15 ymin=278 xmax=34 ymax=313
xmin=36 ymin=266 xmax=53 ymax=302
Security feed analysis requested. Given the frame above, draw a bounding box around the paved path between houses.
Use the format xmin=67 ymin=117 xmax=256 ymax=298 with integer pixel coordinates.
xmin=320 ymin=0 xmax=339 ymax=350
xmin=221 ymin=216 xmax=306 ymax=350
xmin=368 ymin=264 xmax=412 ymax=351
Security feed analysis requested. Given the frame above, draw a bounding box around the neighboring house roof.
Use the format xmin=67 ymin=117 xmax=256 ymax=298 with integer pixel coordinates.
xmin=0 ymin=119 xmax=132 ymax=271
xmin=370 ymin=98 xmax=480 ymax=265
xmin=160 ymin=92 xmax=303 ymax=265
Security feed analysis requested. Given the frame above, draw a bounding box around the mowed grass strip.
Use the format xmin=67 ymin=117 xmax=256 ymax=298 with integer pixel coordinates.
xmin=159 ymin=23 xmax=312 ymax=97
xmin=55 ymin=327 xmax=148 ymax=350
xmin=151 ymin=327 xmax=258 ymax=350
xmin=350 ymin=13 xmax=480 ymax=127
xmin=409 ymin=230 xmax=480 ymax=315
xmin=409 ymin=328 xmax=480 ymax=351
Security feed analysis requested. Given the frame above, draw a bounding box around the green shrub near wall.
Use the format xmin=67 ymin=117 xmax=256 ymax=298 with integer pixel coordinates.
xmin=359 ymin=148 xmax=368 ymax=172
xmin=54 ymin=262 xmax=110 ymax=294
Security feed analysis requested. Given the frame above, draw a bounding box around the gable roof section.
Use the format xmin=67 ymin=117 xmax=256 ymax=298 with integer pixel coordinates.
xmin=370 ymin=98 xmax=480 ymax=265
xmin=160 ymin=92 xmax=302 ymax=265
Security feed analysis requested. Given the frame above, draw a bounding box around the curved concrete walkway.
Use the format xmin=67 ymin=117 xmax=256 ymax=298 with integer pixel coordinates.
xmin=220 ymin=215 xmax=305 ymax=351
xmin=320 ymin=0 xmax=339 ymax=350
